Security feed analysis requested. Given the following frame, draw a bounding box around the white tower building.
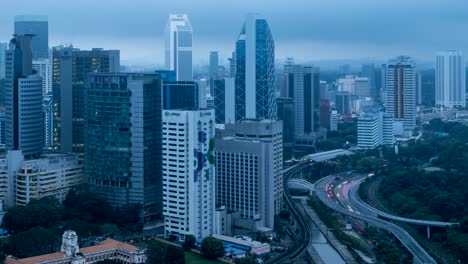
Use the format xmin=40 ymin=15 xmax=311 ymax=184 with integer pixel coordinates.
xmin=165 ymin=14 xmax=193 ymax=81
xmin=435 ymin=50 xmax=466 ymax=108
xmin=162 ymin=109 xmax=216 ymax=240
xmin=32 ymin=59 xmax=52 ymax=95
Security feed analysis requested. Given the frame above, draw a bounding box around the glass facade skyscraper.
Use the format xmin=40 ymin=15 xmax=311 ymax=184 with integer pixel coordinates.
xmin=235 ymin=13 xmax=276 ymax=121
xmin=52 ymin=47 xmax=120 ymax=156
xmin=85 ymin=73 xmax=162 ymax=219
xmin=5 ymin=35 xmax=43 ymax=158
xmin=14 ymin=15 xmax=49 ymax=60
xmin=162 ymin=81 xmax=198 ymax=110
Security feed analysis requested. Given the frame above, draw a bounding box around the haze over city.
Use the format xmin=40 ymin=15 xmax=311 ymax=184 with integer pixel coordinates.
xmin=1 ymin=0 xmax=468 ymax=66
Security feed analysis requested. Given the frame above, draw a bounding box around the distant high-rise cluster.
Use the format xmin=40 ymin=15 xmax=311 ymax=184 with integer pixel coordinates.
xmin=165 ymin=14 xmax=193 ymax=81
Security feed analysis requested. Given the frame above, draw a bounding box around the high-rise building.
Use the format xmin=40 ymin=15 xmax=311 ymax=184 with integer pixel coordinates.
xmin=358 ymin=107 xmax=395 ymax=149
xmin=335 ymin=91 xmax=351 ymax=115
xmin=5 ymin=35 xmax=43 ymax=158
xmin=435 ymin=50 xmax=466 ymax=108
xmin=330 ymin=110 xmax=338 ymax=131
xmin=0 ymin=42 xmax=7 ymax=79
xmin=14 ymin=15 xmax=49 ymax=60
xmin=283 ymin=64 xmax=320 ymax=135
xmin=162 ymin=81 xmax=198 ymax=110
xmin=32 ymin=59 xmax=52 ymax=95
xmin=0 ymin=110 xmax=5 ymax=148
xmin=420 ymin=69 xmax=436 ymax=107
xmin=228 ymin=52 xmax=236 ymax=78
xmin=234 ymin=120 xmax=283 ymax=214
xmin=0 ymin=79 xmax=5 ymax=108
xmin=165 ymin=14 xmax=193 ymax=81
xmin=52 ymin=47 xmax=120 ymax=156
xmin=276 ymin=97 xmax=295 ymax=158
xmin=209 ymin=51 xmax=219 ymax=95
xmin=43 ymin=96 xmax=53 ymax=149
xmin=354 ymin=77 xmax=371 ymax=98
xmin=361 ymin=63 xmax=378 ymax=101
xmin=319 ymin=99 xmax=331 ymax=131
xmin=213 ymin=78 xmax=235 ymax=124
xmin=216 ymin=135 xmax=277 ymax=230
xmin=235 ymin=13 xmax=276 ymax=120
xmin=162 ymin=109 xmax=216 ymax=240
xmin=385 ymin=56 xmax=416 ymax=133
xmin=85 ymin=73 xmax=162 ymax=219
xmin=197 ymin=79 xmax=208 ymax=109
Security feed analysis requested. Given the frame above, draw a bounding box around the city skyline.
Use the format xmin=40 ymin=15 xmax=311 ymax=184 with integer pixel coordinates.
xmin=1 ymin=0 xmax=468 ymax=66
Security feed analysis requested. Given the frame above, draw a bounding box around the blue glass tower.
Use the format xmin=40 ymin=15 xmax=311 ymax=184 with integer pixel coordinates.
xmin=235 ymin=14 xmax=276 ymax=121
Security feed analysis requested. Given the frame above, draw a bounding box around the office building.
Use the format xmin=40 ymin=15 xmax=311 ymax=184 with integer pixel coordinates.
xmin=14 ymin=15 xmax=49 ymax=59
xmin=85 ymin=73 xmax=162 ymax=219
xmin=5 ymin=35 xmax=43 ymax=158
xmin=358 ymin=107 xmax=395 ymax=148
xmin=335 ymin=91 xmax=351 ymax=115
xmin=234 ymin=120 xmax=283 ymax=214
xmin=435 ymin=50 xmax=466 ymax=108
xmin=228 ymin=52 xmax=236 ymax=78
xmin=0 ymin=110 xmax=5 ymax=148
xmin=163 ymin=81 xmax=198 ymax=110
xmin=209 ymin=51 xmax=219 ymax=80
xmin=385 ymin=56 xmax=416 ymax=133
xmin=162 ymin=109 xmax=216 ymax=240
xmin=235 ymin=13 xmax=276 ymax=120
xmin=52 ymin=47 xmax=120 ymax=155
xmin=214 ymin=78 xmax=235 ymax=124
xmin=319 ymin=99 xmax=331 ymax=131
xmin=330 ymin=110 xmax=338 ymax=131
xmin=0 ymin=42 xmax=7 ymax=79
xmin=32 ymin=59 xmax=52 ymax=95
xmin=0 ymin=79 xmax=5 ymax=108
xmin=15 ymin=153 xmax=83 ymax=206
xmin=361 ymin=63 xmax=378 ymax=101
xmin=216 ymin=136 xmax=277 ymax=230
xmin=165 ymin=14 xmax=193 ymax=81
xmin=338 ymin=75 xmax=370 ymax=98
xmin=43 ymin=96 xmax=53 ymax=148
xmin=420 ymin=69 xmax=436 ymax=107
xmin=197 ymin=78 xmax=208 ymax=109
xmin=283 ymin=64 xmax=320 ymax=135
xmin=277 ymin=97 xmax=295 ymax=158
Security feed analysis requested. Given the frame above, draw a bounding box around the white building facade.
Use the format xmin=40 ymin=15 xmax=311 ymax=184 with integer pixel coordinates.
xmin=162 ymin=110 xmax=216 ymax=240
xmin=32 ymin=59 xmax=52 ymax=95
xmin=435 ymin=50 xmax=466 ymax=108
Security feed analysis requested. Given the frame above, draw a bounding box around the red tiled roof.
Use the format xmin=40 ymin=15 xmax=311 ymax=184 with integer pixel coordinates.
xmin=5 ymin=239 xmax=140 ymax=264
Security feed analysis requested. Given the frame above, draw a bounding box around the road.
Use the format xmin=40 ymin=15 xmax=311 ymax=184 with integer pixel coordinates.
xmin=265 ymin=162 xmax=313 ymax=264
xmin=314 ymin=175 xmax=437 ymax=264
xmin=344 ymin=176 xmax=457 ymax=228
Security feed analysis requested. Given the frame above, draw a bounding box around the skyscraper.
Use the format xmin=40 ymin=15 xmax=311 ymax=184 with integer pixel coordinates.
xmin=283 ymin=64 xmax=320 ymax=135
xmin=385 ymin=56 xmax=416 ymax=133
xmin=85 ymin=73 xmax=162 ymax=219
xmin=358 ymin=106 xmax=395 ymax=148
xmin=32 ymin=59 xmax=52 ymax=95
xmin=165 ymin=14 xmax=193 ymax=81
xmin=209 ymin=51 xmax=219 ymax=79
xmin=235 ymin=13 xmax=276 ymax=120
xmin=0 ymin=42 xmax=7 ymax=79
xmin=14 ymin=15 xmax=49 ymax=60
xmin=435 ymin=50 xmax=466 ymax=108
xmin=234 ymin=120 xmax=283 ymax=214
xmin=361 ymin=63 xmax=378 ymax=101
xmin=5 ymin=35 xmax=43 ymax=158
xmin=162 ymin=81 xmax=198 ymax=110
xmin=276 ymin=97 xmax=295 ymax=158
xmin=43 ymin=95 xmax=53 ymax=148
xmin=335 ymin=91 xmax=351 ymax=115
xmin=319 ymin=99 xmax=331 ymax=131
xmin=213 ymin=78 xmax=235 ymax=124
xmin=228 ymin=52 xmax=236 ymax=78
xmin=52 ymin=47 xmax=120 ymax=156
xmin=162 ymin=109 xmax=216 ymax=240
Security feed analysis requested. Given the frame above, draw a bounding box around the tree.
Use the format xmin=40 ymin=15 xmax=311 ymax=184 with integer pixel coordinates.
xmin=234 ymin=255 xmax=257 ymax=264
xmin=182 ymin=235 xmax=196 ymax=250
xmin=146 ymin=241 xmax=166 ymax=264
xmin=165 ymin=245 xmax=185 ymax=264
xmin=201 ymin=236 xmax=224 ymax=259
xmin=4 ymin=227 xmax=60 ymax=258
xmin=279 ymin=209 xmax=291 ymax=219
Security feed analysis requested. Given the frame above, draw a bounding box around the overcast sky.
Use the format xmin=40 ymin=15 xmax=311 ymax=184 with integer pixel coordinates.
xmin=1 ymin=0 xmax=468 ymax=66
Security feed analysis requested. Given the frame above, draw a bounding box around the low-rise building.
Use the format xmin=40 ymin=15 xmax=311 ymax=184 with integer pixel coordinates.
xmin=6 ymin=230 xmax=146 ymax=264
